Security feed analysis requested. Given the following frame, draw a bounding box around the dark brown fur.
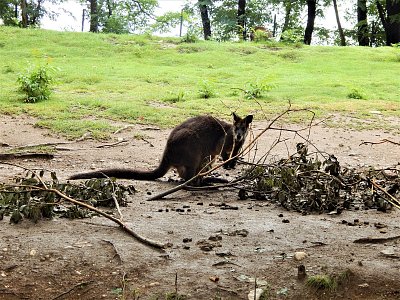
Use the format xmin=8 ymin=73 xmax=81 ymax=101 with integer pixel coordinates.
xmin=69 ymin=113 xmax=253 ymax=182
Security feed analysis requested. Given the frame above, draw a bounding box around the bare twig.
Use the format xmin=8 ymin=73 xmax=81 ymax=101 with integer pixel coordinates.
xmin=360 ymin=139 xmax=400 ymax=146
xmin=354 ymin=235 xmax=400 ymax=244
xmin=96 ymin=140 xmax=128 ymax=148
xmin=101 ymin=239 xmax=122 ymax=264
xmin=52 ymin=281 xmax=94 ymax=300
xmin=0 ymin=153 xmax=54 ymax=160
xmin=370 ymin=179 xmax=400 ymax=210
xmin=114 ymin=125 xmax=134 ymax=134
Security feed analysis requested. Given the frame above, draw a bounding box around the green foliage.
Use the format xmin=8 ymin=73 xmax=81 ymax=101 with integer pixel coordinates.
xmin=0 ymin=170 xmax=135 ymax=223
xmin=347 ymin=88 xmax=366 ymax=100
xmin=152 ymin=11 xmax=191 ymax=34
xmin=102 ymin=15 xmax=130 ymax=34
xmin=252 ymin=28 xmax=272 ymax=42
xmin=198 ymin=80 xmax=216 ymax=99
xmin=165 ymin=90 xmax=186 ymax=103
xmin=181 ymin=26 xmax=200 ymax=43
xmin=17 ymin=65 xmax=54 ymax=103
xmin=306 ymin=275 xmax=337 ymax=291
xmin=280 ymin=28 xmax=304 ymax=44
xmin=242 ymin=79 xmax=273 ymax=99
xmin=165 ymin=292 xmax=187 ymax=300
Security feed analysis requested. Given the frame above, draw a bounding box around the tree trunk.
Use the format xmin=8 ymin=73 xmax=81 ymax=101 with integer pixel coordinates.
xmin=237 ymin=0 xmax=246 ymax=40
xmin=357 ymin=0 xmax=369 ymax=46
xmin=376 ymin=0 xmax=387 ymax=31
xmin=31 ymin=0 xmax=42 ymax=26
xmin=385 ymin=0 xmax=400 ymax=45
xmin=198 ymin=1 xmax=211 ymax=40
xmin=20 ymin=0 xmax=28 ymax=28
xmin=89 ymin=0 xmax=99 ymax=33
xmin=14 ymin=3 xmax=18 ymax=19
xmin=304 ymin=0 xmax=316 ymax=45
xmin=333 ymin=0 xmax=346 ymax=46
xmin=281 ymin=1 xmax=292 ymax=34
xmin=273 ymin=14 xmax=277 ymax=37
xmin=106 ymin=0 xmax=113 ymax=17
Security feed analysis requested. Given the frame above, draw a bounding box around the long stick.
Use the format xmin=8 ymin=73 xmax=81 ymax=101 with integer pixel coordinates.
xmin=370 ymin=179 xmax=400 ymax=210
xmin=4 ymin=182 xmax=168 ymax=250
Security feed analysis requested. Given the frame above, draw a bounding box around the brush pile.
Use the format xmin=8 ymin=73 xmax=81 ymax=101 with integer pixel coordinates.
xmin=0 ymin=171 xmax=135 ymax=223
xmin=238 ymin=143 xmax=399 ymax=214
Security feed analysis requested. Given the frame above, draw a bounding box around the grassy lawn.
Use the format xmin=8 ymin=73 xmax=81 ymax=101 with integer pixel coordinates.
xmin=0 ymin=26 xmax=399 ymax=139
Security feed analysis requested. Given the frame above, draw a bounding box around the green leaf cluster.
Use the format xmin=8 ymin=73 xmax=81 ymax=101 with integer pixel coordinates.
xmin=0 ymin=170 xmax=135 ymax=224
xmin=17 ymin=65 xmax=53 ymax=103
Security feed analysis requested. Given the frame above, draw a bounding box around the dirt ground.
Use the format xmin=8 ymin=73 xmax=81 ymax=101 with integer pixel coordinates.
xmin=0 ymin=114 xmax=399 ymax=300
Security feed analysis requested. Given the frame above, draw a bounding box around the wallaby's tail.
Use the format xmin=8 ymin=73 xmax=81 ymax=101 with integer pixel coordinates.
xmin=69 ymin=157 xmax=170 ymax=180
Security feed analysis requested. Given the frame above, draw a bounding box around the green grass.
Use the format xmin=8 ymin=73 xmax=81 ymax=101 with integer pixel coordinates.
xmin=0 ymin=26 xmax=399 ymax=139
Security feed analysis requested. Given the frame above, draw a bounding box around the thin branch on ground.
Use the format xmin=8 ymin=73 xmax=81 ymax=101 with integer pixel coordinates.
xmin=51 ymin=281 xmax=95 ymax=300
xmin=0 ymin=153 xmax=54 ymax=160
xmin=96 ymin=140 xmax=128 ymax=148
xmin=360 ymin=139 xmax=400 ymax=146
xmin=370 ymin=179 xmax=400 ymax=209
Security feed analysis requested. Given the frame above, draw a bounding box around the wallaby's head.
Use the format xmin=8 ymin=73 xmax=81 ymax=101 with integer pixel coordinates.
xmin=232 ymin=113 xmax=253 ymax=143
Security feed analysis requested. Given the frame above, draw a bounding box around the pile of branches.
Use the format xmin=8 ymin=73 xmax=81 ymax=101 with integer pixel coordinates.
xmin=0 ymin=170 xmax=135 ymax=223
xmin=238 ymin=143 xmax=399 ymax=214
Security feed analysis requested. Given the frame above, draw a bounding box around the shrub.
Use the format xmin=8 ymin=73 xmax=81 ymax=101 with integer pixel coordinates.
xmin=347 ymin=88 xmax=365 ymax=99
xmin=198 ymin=80 xmax=216 ymax=99
xmin=306 ymin=274 xmax=337 ymax=291
xmin=17 ymin=65 xmax=54 ymax=103
xmin=181 ymin=26 xmax=200 ymax=43
xmin=243 ymin=79 xmax=273 ymax=99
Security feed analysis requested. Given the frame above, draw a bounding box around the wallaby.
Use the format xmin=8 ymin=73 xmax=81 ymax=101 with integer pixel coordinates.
xmin=69 ymin=113 xmax=253 ymax=183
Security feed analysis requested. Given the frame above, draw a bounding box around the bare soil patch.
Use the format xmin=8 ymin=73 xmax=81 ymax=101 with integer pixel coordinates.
xmin=0 ymin=115 xmax=399 ymax=300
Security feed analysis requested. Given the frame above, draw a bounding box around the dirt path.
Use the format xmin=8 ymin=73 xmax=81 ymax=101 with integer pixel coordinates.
xmin=0 ymin=115 xmax=399 ymax=300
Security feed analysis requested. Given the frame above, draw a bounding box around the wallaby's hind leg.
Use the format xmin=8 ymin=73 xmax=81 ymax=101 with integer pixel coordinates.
xmin=177 ymin=165 xmax=203 ymax=186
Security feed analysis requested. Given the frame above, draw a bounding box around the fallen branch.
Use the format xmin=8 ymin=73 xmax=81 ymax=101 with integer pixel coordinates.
xmin=0 ymin=153 xmax=54 ymax=160
xmin=96 ymin=140 xmax=128 ymax=148
xmin=370 ymin=179 xmax=400 ymax=210
xmin=24 ymin=184 xmax=168 ymax=250
xmin=52 ymin=281 xmax=95 ymax=300
xmin=114 ymin=125 xmax=134 ymax=134
xmin=102 ymin=239 xmax=122 ymax=264
xmin=354 ymin=235 xmax=400 ymax=244
xmin=360 ymin=139 xmax=400 ymax=146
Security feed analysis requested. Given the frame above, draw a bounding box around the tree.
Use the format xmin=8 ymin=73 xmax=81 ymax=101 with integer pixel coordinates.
xmin=89 ymin=0 xmax=98 ymax=32
xmin=385 ymin=0 xmax=400 ymax=45
xmin=237 ymin=0 xmax=246 ymax=39
xmin=83 ymin=0 xmax=157 ymax=33
xmin=376 ymin=0 xmax=400 ymax=45
xmin=357 ymin=0 xmax=369 ymax=45
xmin=281 ymin=0 xmax=293 ymax=34
xmin=0 ymin=0 xmax=63 ymax=28
xmin=198 ymin=0 xmax=211 ymax=39
xmin=332 ymin=0 xmax=346 ymax=45
xmin=304 ymin=0 xmax=316 ymax=44
xmin=0 ymin=1 xmax=18 ymax=25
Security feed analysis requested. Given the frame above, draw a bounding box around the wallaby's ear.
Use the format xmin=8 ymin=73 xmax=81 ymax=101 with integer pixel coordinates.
xmin=245 ymin=115 xmax=253 ymax=125
xmin=232 ymin=112 xmax=240 ymax=122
